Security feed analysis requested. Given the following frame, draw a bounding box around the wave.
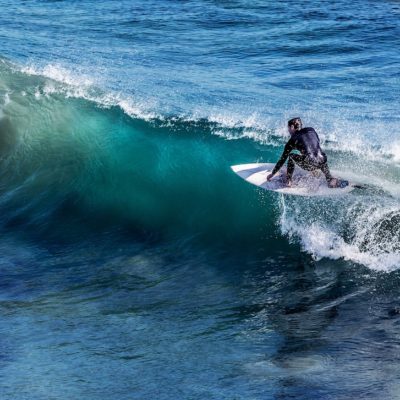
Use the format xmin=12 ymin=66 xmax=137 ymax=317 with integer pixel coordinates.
xmin=1 ymin=57 xmax=400 ymax=271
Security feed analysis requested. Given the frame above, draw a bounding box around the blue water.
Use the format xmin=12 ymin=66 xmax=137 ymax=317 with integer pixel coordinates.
xmin=0 ymin=1 xmax=400 ymax=398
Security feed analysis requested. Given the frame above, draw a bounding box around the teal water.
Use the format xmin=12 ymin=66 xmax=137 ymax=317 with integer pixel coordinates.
xmin=0 ymin=1 xmax=400 ymax=399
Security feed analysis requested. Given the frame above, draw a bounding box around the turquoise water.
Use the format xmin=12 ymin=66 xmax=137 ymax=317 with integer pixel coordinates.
xmin=0 ymin=1 xmax=400 ymax=398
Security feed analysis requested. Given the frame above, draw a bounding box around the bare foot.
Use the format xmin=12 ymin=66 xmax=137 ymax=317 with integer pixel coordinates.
xmin=328 ymin=178 xmax=339 ymax=188
xmin=286 ymin=179 xmax=292 ymax=188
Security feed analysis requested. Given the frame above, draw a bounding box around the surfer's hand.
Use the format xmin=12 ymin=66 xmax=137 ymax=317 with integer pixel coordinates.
xmin=267 ymin=173 xmax=274 ymax=181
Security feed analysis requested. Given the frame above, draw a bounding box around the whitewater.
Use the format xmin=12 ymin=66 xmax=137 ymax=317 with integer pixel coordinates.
xmin=0 ymin=1 xmax=400 ymax=399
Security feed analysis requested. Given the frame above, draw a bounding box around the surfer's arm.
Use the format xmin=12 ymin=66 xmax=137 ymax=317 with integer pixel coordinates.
xmin=268 ymin=141 xmax=293 ymax=178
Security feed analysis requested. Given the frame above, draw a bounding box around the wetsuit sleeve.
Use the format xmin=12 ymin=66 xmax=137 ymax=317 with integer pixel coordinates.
xmin=271 ymin=139 xmax=294 ymax=176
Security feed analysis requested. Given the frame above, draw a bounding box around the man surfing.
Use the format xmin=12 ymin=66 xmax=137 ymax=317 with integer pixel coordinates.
xmin=267 ymin=117 xmax=339 ymax=188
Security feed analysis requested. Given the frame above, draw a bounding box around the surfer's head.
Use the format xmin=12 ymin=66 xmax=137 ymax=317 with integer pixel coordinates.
xmin=288 ymin=117 xmax=302 ymax=135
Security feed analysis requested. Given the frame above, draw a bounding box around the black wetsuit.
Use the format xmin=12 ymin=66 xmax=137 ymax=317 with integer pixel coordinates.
xmin=271 ymin=127 xmax=333 ymax=182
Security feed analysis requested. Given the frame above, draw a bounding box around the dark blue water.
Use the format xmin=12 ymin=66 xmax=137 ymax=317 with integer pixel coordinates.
xmin=0 ymin=1 xmax=400 ymax=398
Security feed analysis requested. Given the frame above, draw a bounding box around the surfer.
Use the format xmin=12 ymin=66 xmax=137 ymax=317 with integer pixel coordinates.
xmin=267 ymin=118 xmax=339 ymax=188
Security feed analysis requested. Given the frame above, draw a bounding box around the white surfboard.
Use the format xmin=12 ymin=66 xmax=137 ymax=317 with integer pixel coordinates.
xmin=231 ymin=163 xmax=355 ymax=197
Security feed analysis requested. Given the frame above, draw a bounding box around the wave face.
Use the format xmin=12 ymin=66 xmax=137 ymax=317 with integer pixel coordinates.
xmin=0 ymin=59 xmax=277 ymax=246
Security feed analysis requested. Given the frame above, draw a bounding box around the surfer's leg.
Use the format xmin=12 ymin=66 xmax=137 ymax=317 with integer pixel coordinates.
xmin=286 ymin=154 xmax=295 ymax=182
xmin=320 ymin=162 xmax=341 ymax=187
xmin=287 ymin=154 xmax=306 ymax=184
xmin=321 ymin=162 xmax=334 ymax=183
xmin=289 ymin=154 xmax=338 ymax=188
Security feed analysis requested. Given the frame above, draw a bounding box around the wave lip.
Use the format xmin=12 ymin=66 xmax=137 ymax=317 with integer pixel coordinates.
xmin=21 ymin=63 xmax=160 ymax=121
xmin=15 ymin=60 xmax=400 ymax=169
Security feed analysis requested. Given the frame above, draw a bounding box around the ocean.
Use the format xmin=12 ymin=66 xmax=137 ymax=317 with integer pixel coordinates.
xmin=0 ymin=1 xmax=400 ymax=398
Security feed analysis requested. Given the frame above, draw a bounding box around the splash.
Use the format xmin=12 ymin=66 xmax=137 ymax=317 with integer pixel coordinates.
xmin=280 ymin=196 xmax=400 ymax=272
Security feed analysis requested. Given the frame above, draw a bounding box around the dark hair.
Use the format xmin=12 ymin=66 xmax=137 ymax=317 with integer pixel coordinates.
xmin=288 ymin=117 xmax=302 ymax=131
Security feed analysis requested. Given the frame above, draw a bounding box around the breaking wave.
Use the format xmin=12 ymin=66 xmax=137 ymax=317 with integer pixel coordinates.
xmin=1 ymin=58 xmax=400 ymax=271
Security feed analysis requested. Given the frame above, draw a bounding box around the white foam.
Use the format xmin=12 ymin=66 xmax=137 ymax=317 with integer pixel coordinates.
xmin=22 ymin=63 xmax=94 ymax=88
xmin=21 ymin=63 xmax=159 ymax=121
xmin=4 ymin=92 xmax=10 ymax=105
xmin=387 ymin=141 xmax=400 ymax=163
xmin=280 ymin=197 xmax=400 ymax=272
